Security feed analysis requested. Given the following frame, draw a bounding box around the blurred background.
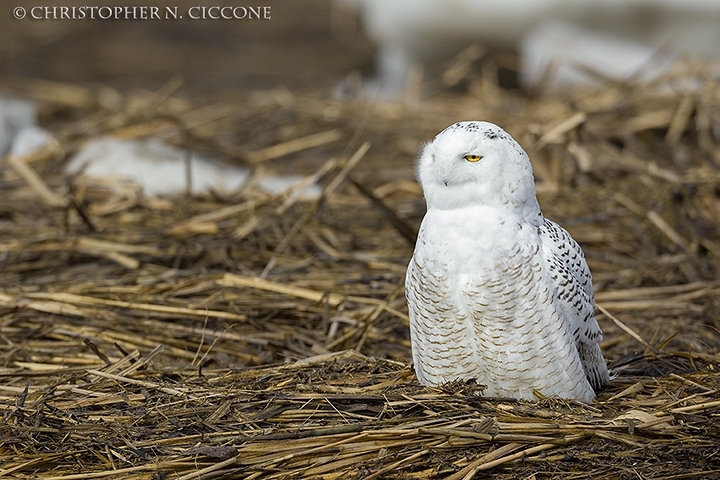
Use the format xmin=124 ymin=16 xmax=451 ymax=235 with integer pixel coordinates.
xmin=0 ymin=0 xmax=376 ymax=94
xmin=2 ymin=0 xmax=719 ymax=95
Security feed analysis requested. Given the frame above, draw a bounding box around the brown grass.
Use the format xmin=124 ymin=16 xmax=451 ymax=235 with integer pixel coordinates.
xmin=1 ymin=55 xmax=720 ymax=479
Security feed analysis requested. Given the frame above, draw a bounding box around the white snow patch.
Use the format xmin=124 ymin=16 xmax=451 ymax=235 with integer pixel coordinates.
xmin=66 ymin=137 xmax=321 ymax=199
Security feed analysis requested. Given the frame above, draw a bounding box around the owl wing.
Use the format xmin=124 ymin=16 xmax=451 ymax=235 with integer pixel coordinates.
xmin=538 ymin=219 xmax=610 ymax=389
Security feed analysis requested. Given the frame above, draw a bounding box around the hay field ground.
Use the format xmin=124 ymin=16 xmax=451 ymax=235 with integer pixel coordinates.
xmin=1 ymin=2 xmax=720 ymax=479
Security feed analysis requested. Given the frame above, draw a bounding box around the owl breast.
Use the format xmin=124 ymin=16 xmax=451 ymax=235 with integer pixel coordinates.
xmin=406 ymin=205 xmax=596 ymax=402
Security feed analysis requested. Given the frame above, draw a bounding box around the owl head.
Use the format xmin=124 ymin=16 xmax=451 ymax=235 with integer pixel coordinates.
xmin=417 ymin=121 xmax=542 ymax=223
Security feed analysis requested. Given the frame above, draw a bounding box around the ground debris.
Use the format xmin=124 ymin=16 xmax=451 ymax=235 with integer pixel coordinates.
xmin=2 ymin=57 xmax=720 ymax=478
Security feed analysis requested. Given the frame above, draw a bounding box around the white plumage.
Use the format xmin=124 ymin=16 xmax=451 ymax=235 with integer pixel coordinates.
xmin=406 ymin=121 xmax=610 ymax=402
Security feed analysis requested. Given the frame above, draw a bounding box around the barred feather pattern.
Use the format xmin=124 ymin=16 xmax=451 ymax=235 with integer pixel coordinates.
xmin=406 ymin=120 xmax=610 ymax=402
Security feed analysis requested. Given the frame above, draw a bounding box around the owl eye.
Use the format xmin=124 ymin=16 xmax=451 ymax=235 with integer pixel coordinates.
xmin=464 ymin=154 xmax=482 ymax=162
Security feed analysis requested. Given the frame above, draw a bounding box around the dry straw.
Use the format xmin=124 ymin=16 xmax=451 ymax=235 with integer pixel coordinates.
xmin=1 ymin=55 xmax=720 ymax=479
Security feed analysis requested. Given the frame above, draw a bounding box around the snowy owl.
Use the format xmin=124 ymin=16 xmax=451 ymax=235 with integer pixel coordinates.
xmin=405 ymin=121 xmax=610 ymax=402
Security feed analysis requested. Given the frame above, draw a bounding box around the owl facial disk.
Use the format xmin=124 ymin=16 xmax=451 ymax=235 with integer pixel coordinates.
xmin=417 ymin=121 xmax=538 ymax=211
xmin=432 ymin=148 xmax=487 ymax=188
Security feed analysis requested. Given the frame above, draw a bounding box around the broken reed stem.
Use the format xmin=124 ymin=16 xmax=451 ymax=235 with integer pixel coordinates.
xmin=41 ymin=461 xmax=193 ymax=480
xmin=275 ymin=158 xmax=338 ymax=214
xmin=646 ymin=210 xmax=691 ymax=251
xmin=246 ymin=129 xmax=343 ymax=164
xmin=348 ymin=175 xmax=417 ymax=244
xmin=7 ymin=153 xmax=69 ymax=207
xmin=476 ymin=437 xmax=583 ymax=471
xmin=597 ymin=303 xmax=657 ymax=353
xmin=218 ymin=273 xmax=344 ymax=306
xmin=86 ymin=369 xmax=187 ymax=396
xmin=24 ymin=292 xmax=247 ymax=321
xmin=535 ymin=112 xmax=587 ymax=149
xmin=447 ymin=443 xmax=523 ymax=480
xmin=274 ymin=141 xmax=370 ymax=253
xmin=594 ymin=281 xmax=720 ymax=301
xmin=363 ymin=446 xmax=435 ymax=480
xmin=218 ymin=273 xmax=406 ymax=323
xmin=614 ymin=193 xmax=691 ymax=250
xmin=254 ymin=433 xmax=370 ymax=470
